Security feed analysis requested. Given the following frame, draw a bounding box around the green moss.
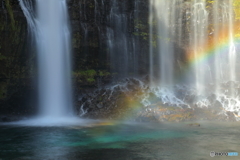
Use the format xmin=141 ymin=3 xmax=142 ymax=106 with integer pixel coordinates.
xmin=5 ymin=0 xmax=16 ymax=30
xmin=84 ymin=69 xmax=97 ymax=77
xmin=89 ymin=3 xmax=94 ymax=9
xmin=73 ymin=69 xmax=111 ymax=85
xmin=134 ymin=19 xmax=147 ymax=30
xmin=74 ymin=69 xmax=96 ymax=77
xmin=133 ymin=31 xmax=149 ymax=41
xmin=86 ymin=78 xmax=95 ymax=83
xmin=0 ymin=53 xmax=7 ymax=60
xmin=73 ymin=69 xmax=97 ymax=84
xmin=99 ymin=70 xmax=110 ymax=77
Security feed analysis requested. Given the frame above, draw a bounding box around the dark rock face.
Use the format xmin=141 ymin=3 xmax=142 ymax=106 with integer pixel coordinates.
xmin=0 ymin=0 xmax=37 ymax=116
xmin=76 ymin=78 xmax=237 ymax=122
xmin=0 ymin=115 xmax=24 ymax=122
xmin=76 ymin=78 xmax=147 ymax=120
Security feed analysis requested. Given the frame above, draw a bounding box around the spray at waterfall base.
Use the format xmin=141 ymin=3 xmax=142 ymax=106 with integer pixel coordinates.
xmin=78 ymin=16 xmax=240 ymax=122
xmin=143 ymin=1 xmax=240 ymax=122
xmin=76 ymin=78 xmax=239 ymax=122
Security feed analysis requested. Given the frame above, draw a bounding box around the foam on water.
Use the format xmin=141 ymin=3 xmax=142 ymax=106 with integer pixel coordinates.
xmin=5 ymin=116 xmax=98 ymax=127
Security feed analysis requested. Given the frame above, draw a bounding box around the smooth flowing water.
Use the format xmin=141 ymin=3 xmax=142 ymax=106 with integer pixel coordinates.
xmin=36 ymin=0 xmax=73 ymax=117
xmin=149 ymin=0 xmax=240 ymax=116
xmin=0 ymin=122 xmax=239 ymax=160
xmin=106 ymin=0 xmax=139 ymax=79
xmin=149 ymin=0 xmax=178 ymax=88
xmin=19 ymin=0 xmax=73 ymax=119
xmin=149 ymin=0 xmax=237 ymax=90
xmin=81 ymin=0 xmax=140 ymax=80
xmin=190 ymin=0 xmax=209 ymax=95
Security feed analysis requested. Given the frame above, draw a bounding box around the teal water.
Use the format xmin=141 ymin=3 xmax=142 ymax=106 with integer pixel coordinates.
xmin=0 ymin=122 xmax=239 ymax=160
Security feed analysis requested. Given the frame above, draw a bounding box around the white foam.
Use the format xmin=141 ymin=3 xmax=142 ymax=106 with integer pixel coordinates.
xmin=6 ymin=116 xmax=97 ymax=127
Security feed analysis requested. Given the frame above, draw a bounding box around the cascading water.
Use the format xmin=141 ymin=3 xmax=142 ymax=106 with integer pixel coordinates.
xmin=37 ymin=0 xmax=73 ymax=117
xmin=77 ymin=0 xmax=140 ymax=81
xmin=107 ymin=0 xmax=139 ymax=79
xmin=149 ymin=0 xmax=240 ymax=117
xmin=19 ymin=0 xmax=74 ymax=120
xmin=149 ymin=0 xmax=177 ymax=88
xmin=190 ymin=1 xmax=209 ymax=95
xmin=226 ymin=0 xmax=236 ymax=95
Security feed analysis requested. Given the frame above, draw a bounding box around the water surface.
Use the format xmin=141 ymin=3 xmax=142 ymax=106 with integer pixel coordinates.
xmin=0 ymin=121 xmax=239 ymax=160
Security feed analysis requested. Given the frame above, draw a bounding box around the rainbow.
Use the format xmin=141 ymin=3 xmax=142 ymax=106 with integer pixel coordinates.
xmin=121 ymin=22 xmax=240 ymax=121
xmin=187 ymin=22 xmax=240 ymax=65
xmin=96 ymin=22 xmax=240 ymax=122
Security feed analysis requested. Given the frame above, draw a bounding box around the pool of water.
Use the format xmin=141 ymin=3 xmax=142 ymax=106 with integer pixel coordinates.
xmin=0 ymin=121 xmax=239 ymax=160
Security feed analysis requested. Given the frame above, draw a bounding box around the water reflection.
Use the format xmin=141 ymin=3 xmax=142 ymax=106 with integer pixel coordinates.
xmin=0 ymin=122 xmax=240 ymax=160
xmin=31 ymin=127 xmax=71 ymax=159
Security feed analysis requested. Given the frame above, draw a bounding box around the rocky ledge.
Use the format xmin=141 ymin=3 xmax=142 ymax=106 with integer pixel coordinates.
xmin=76 ymin=78 xmax=238 ymax=122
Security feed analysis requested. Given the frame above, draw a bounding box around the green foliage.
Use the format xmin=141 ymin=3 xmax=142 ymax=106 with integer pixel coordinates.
xmin=99 ymin=70 xmax=110 ymax=77
xmin=81 ymin=69 xmax=97 ymax=77
xmin=73 ymin=69 xmax=110 ymax=84
xmin=134 ymin=19 xmax=146 ymax=30
xmin=86 ymin=78 xmax=95 ymax=83
xmin=133 ymin=32 xmax=149 ymax=41
xmin=134 ymin=19 xmax=149 ymax=41
xmin=73 ymin=69 xmax=97 ymax=83
xmin=234 ymin=0 xmax=240 ymax=20
xmin=75 ymin=69 xmax=96 ymax=77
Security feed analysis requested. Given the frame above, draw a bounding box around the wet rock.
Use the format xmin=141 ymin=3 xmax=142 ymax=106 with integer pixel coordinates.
xmin=0 ymin=115 xmax=23 ymax=122
xmin=75 ymin=78 xmax=239 ymax=122
xmin=76 ymin=78 xmax=146 ymax=119
xmin=188 ymin=123 xmax=200 ymax=127
xmin=97 ymin=103 xmax=103 ymax=109
xmin=1 ymin=116 xmax=8 ymax=122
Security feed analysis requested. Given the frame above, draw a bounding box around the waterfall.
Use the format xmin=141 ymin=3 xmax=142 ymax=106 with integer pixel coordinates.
xmin=149 ymin=0 xmax=183 ymax=88
xmin=17 ymin=0 xmax=240 ymax=120
xmin=190 ymin=0 xmax=209 ymax=95
xmin=107 ymin=0 xmax=132 ymax=79
xmin=79 ymin=0 xmax=140 ymax=80
xmin=149 ymin=0 xmax=240 ymax=115
xmin=149 ymin=0 xmax=237 ymax=91
xmin=226 ymin=0 xmax=236 ymax=96
xmin=213 ymin=0 xmax=222 ymax=93
xmin=19 ymin=0 xmax=73 ymax=118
